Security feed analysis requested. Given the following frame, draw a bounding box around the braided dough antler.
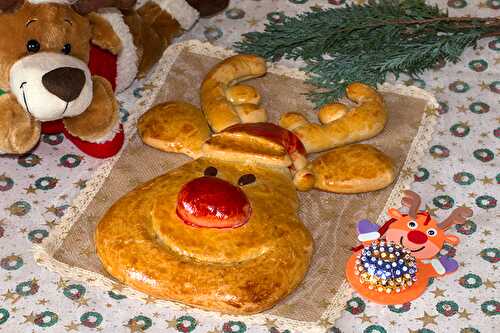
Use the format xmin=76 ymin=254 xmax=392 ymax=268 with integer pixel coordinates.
xmin=438 ymin=207 xmax=473 ymax=229
xmin=401 ymin=190 xmax=421 ymax=218
xmin=280 ymin=83 xmax=387 ymax=153
xmin=201 ymin=55 xmax=267 ymax=133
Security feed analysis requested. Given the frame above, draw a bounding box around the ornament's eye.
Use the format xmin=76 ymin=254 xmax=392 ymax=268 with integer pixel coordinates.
xmin=238 ymin=174 xmax=256 ymax=186
xmin=426 ymin=228 xmax=437 ymax=237
xmin=204 ymin=166 xmax=217 ymax=177
xmin=27 ymin=39 xmax=40 ymax=53
xmin=62 ymin=43 xmax=71 ymax=55
xmin=407 ymin=221 xmax=418 ymax=229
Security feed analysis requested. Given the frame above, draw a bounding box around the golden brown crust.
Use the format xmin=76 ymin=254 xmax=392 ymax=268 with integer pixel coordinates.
xmin=311 ymin=144 xmax=396 ymax=193
xmin=138 ymin=101 xmax=210 ymax=157
xmin=63 ymin=76 xmax=119 ymax=142
xmin=95 ymin=157 xmax=313 ymax=314
xmin=0 ymin=93 xmax=41 ymax=154
xmin=200 ymin=55 xmax=268 ymax=132
xmin=280 ymin=83 xmax=388 ymax=153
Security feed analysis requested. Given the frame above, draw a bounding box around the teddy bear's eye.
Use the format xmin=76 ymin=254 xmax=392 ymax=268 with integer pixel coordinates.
xmin=204 ymin=166 xmax=217 ymax=177
xmin=26 ymin=39 xmax=40 ymax=53
xmin=62 ymin=43 xmax=71 ymax=55
xmin=238 ymin=174 xmax=256 ymax=186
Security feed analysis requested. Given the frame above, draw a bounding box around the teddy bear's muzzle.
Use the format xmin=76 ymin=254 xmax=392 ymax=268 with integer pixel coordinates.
xmin=9 ymin=52 xmax=93 ymax=122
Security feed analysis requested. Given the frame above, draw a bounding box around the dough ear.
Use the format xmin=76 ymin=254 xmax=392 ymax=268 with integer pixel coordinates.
xmin=280 ymin=83 xmax=388 ymax=153
xmin=201 ymin=55 xmax=268 ymax=132
xmin=307 ymin=144 xmax=396 ymax=193
xmin=63 ymin=76 xmax=119 ymax=142
xmin=88 ymin=12 xmax=123 ymax=55
xmin=138 ymin=101 xmax=210 ymax=158
xmin=0 ymin=93 xmax=41 ymax=154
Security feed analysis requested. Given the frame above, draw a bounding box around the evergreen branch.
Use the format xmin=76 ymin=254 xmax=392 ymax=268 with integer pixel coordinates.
xmin=234 ymin=0 xmax=500 ymax=107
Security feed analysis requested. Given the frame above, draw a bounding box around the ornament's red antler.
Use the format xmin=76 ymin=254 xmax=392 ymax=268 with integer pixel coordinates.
xmin=401 ymin=190 xmax=421 ymax=219
xmin=438 ymin=207 xmax=473 ymax=229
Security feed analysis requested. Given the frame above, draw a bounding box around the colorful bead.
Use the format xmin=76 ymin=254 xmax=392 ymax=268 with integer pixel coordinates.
xmin=355 ymin=240 xmax=417 ymax=293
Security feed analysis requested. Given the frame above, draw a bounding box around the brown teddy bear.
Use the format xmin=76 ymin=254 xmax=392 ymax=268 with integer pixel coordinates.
xmin=0 ymin=0 xmax=222 ymax=158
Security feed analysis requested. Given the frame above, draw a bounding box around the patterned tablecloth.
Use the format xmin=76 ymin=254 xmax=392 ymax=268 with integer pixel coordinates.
xmin=0 ymin=1 xmax=498 ymax=332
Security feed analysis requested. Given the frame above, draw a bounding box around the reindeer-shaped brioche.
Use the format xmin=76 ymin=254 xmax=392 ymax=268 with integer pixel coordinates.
xmin=346 ymin=190 xmax=473 ymax=304
xmin=96 ymin=55 xmax=402 ymax=314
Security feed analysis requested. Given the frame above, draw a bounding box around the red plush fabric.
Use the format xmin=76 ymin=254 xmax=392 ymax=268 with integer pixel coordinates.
xmin=40 ymin=44 xmax=123 ymax=159
xmin=88 ymin=44 xmax=118 ymax=91
xmin=63 ymin=125 xmax=125 ymax=159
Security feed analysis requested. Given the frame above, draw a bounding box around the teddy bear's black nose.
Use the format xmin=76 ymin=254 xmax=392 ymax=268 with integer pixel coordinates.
xmin=42 ymin=67 xmax=86 ymax=103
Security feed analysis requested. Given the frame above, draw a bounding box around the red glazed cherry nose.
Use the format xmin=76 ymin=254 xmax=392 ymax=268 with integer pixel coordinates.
xmin=176 ymin=176 xmax=251 ymax=228
xmin=407 ymin=230 xmax=428 ymax=244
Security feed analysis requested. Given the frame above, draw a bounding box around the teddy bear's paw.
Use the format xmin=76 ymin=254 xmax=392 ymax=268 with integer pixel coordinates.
xmin=311 ymin=144 xmax=395 ymax=193
xmin=0 ymin=94 xmax=41 ymax=154
xmin=63 ymin=76 xmax=119 ymax=143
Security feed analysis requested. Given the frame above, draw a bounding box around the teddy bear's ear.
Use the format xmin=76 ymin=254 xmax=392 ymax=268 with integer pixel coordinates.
xmin=0 ymin=0 xmax=24 ymax=12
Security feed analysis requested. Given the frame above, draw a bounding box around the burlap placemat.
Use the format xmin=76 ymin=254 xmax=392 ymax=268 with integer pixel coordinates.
xmin=34 ymin=40 xmax=438 ymax=331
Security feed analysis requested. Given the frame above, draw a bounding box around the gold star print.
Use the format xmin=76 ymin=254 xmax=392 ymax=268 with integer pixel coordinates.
xmin=482 ymin=229 xmax=492 ymax=236
xmin=415 ymin=311 xmax=438 ymax=327
xmin=55 ymin=277 xmax=69 ymax=290
xmin=468 ymin=192 xmax=477 ymax=198
xmin=263 ymin=318 xmax=277 ymax=329
xmin=408 ymin=329 xmax=420 ymax=333
xmin=76 ymin=297 xmax=89 ymax=307
xmin=142 ymin=295 xmax=157 ymax=304
xmin=424 ymin=106 xmax=438 ymax=117
xmin=424 ymin=205 xmax=438 ymax=217
xmin=125 ymin=320 xmax=143 ymax=333
xmin=429 ymin=287 xmax=446 ymax=298
xmin=358 ymin=313 xmax=374 ymax=323
xmin=152 ymin=312 xmax=160 ymax=318
xmin=310 ymin=4 xmax=323 ymax=11
xmin=479 ymin=81 xmax=490 ymax=91
xmin=111 ymin=283 xmax=125 ymax=293
xmin=458 ymin=203 xmax=472 ymax=210
xmin=458 ymin=309 xmax=472 ymax=320
xmin=10 ymin=306 xmax=18 ymax=313
xmin=24 ymin=185 xmax=37 ymax=194
xmin=45 ymin=205 xmax=59 ymax=215
xmin=18 ymin=227 xmax=28 ymax=234
xmin=479 ymin=239 xmax=486 ymax=244
xmin=64 ymin=321 xmax=80 ymax=331
xmin=44 ymin=220 xmax=59 ymax=229
xmin=37 ymin=298 xmax=49 ymax=305
xmin=469 ymin=296 xmax=478 ymax=303
xmin=4 ymin=273 xmax=12 ymax=282
xmin=74 ymin=179 xmax=87 ymax=188
xmin=246 ymin=18 xmax=259 ymax=28
xmin=22 ymin=312 xmax=38 ymax=324
xmin=479 ymin=176 xmax=494 ymax=185
xmin=484 ymin=279 xmax=496 ymax=289
xmin=2 ymin=289 xmax=21 ymax=304
xmin=318 ymin=318 xmax=333 ymax=328
xmin=389 ymin=320 xmax=397 ymax=326
xmin=207 ymin=329 xmax=222 ymax=333
xmin=59 ymin=194 xmax=68 ymax=200
xmin=456 ymin=105 xmax=467 ymax=113
xmin=166 ymin=317 xmax=178 ymax=329
xmin=431 ymin=182 xmax=446 ymax=191
xmin=400 ymin=168 xmax=414 ymax=179
xmin=432 ymin=86 xmax=445 ymax=94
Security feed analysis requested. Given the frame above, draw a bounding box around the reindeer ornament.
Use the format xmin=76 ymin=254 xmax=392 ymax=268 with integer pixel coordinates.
xmin=346 ymin=190 xmax=473 ymax=304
